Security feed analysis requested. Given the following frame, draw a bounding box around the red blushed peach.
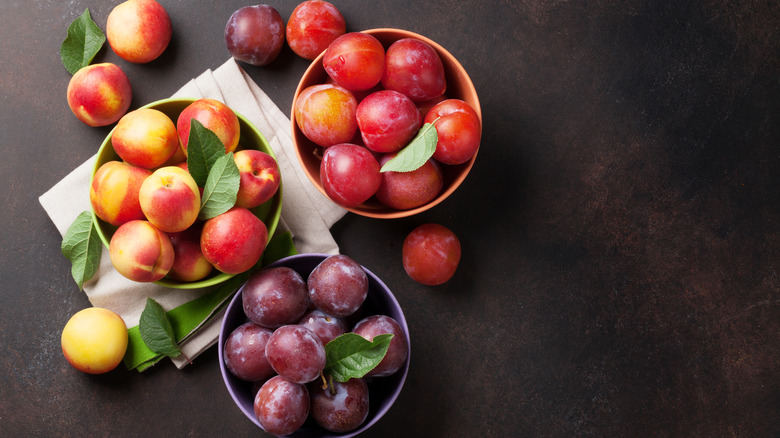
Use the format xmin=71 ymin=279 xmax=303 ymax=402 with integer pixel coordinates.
xmin=90 ymin=161 xmax=152 ymax=227
xmin=234 ymin=149 xmax=281 ymax=208
xmin=66 ymin=63 xmax=132 ymax=127
xmin=111 ymin=108 xmax=179 ymax=169
xmin=106 ymin=0 xmax=172 ymax=64
xmin=201 ymin=207 xmax=268 ymax=274
xmin=294 ymin=84 xmax=358 ymax=148
xmin=376 ymin=155 xmax=443 ymax=210
xmin=139 ymin=166 xmax=201 ymax=233
xmin=425 ymin=99 xmax=481 ymax=165
xmin=167 ymin=225 xmax=213 ymax=282
xmin=109 ymin=220 xmax=174 ymax=282
xmin=177 ymin=98 xmax=241 ymax=154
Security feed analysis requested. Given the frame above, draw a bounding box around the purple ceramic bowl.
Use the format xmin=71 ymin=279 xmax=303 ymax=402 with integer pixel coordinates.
xmin=218 ymin=253 xmax=410 ymax=437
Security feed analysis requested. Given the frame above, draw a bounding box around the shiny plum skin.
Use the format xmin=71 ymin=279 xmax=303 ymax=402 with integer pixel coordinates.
xmin=425 ymin=99 xmax=481 ymax=165
xmin=294 ymin=84 xmax=358 ymax=148
xmin=242 ymin=267 xmax=310 ymax=329
xmin=381 ymin=38 xmax=446 ymax=102
xmin=376 ymin=155 xmax=443 ymax=210
xmin=225 ymin=5 xmax=285 ymax=66
xmin=308 ymin=255 xmax=369 ymax=317
xmin=265 ymin=325 xmax=326 ymax=384
xmin=357 ymin=90 xmax=422 ymax=153
xmin=320 ymin=143 xmax=382 ymax=208
xmin=310 ymin=378 xmax=370 ymax=433
xmin=352 ymin=315 xmax=408 ymax=377
xmin=254 ymin=375 xmax=310 ymax=436
xmin=286 ymin=0 xmax=345 ymax=60
xmin=223 ymin=322 xmax=274 ymax=382
xmin=297 ymin=309 xmax=348 ymax=345
xmin=323 ymin=32 xmax=385 ymax=91
xmin=402 ymin=223 xmax=461 ymax=286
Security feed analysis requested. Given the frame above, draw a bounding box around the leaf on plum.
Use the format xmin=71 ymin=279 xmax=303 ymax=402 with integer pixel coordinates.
xmin=198 ymin=152 xmax=240 ymax=220
xmin=380 ymin=119 xmax=439 ymax=173
xmin=139 ymin=298 xmax=183 ymax=358
xmin=60 ymin=8 xmax=106 ymax=75
xmin=60 ymin=211 xmax=102 ymax=290
xmin=187 ymin=119 xmax=228 ymax=187
xmin=323 ymin=332 xmax=393 ymax=382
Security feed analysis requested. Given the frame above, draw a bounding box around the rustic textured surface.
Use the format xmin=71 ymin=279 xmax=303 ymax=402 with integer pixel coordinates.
xmin=1 ymin=1 xmax=777 ymax=437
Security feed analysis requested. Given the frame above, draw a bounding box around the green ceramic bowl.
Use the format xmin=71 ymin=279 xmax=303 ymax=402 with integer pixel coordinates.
xmin=91 ymin=97 xmax=283 ymax=289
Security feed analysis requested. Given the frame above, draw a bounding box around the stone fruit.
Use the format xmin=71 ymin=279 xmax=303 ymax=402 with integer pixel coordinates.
xmin=233 ymin=149 xmax=281 ymax=209
xmin=109 ymin=220 xmax=175 ymax=282
xmin=323 ymin=32 xmax=385 ymax=91
xmin=254 ymin=375 xmax=310 ymax=436
xmin=310 ymin=378 xmax=370 ymax=433
xmin=223 ymin=322 xmax=274 ymax=382
xmin=90 ymin=160 xmax=151 ymax=227
xmin=356 ymin=90 xmax=422 ymax=153
xmin=200 ymin=207 xmax=268 ymax=274
xmin=353 ymin=315 xmax=408 ymax=377
xmin=294 ymin=83 xmax=358 ymax=148
xmin=320 ymin=143 xmax=381 ymax=208
xmin=425 ymin=98 xmax=482 ymax=165
xmin=297 ymin=309 xmax=348 ymax=345
xmin=225 ymin=4 xmax=284 ymax=66
xmin=167 ymin=225 xmax=214 ymax=282
xmin=375 ymin=155 xmax=443 ymax=210
xmin=106 ymin=0 xmax=172 ymax=63
xmin=402 ymin=223 xmax=461 ymax=285
xmin=111 ymin=108 xmax=179 ymax=169
xmin=138 ymin=166 xmax=201 ymax=233
xmin=286 ymin=0 xmax=346 ymax=60
xmin=307 ymin=254 xmax=368 ymax=318
xmin=66 ymin=63 xmax=132 ymax=127
xmin=242 ymin=267 xmax=309 ymax=329
xmin=382 ymin=38 xmax=446 ymax=102
xmin=177 ymin=98 xmax=240 ymax=154
xmin=265 ymin=324 xmax=326 ymax=384
xmin=61 ymin=307 xmax=128 ymax=374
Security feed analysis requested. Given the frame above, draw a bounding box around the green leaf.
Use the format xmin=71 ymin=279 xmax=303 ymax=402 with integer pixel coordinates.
xmin=139 ymin=298 xmax=183 ymax=358
xmin=199 ymin=152 xmax=240 ymax=220
xmin=61 ymin=211 xmax=102 ymax=290
xmin=187 ymin=119 xmax=227 ymax=187
xmin=379 ymin=119 xmax=440 ymax=173
xmin=60 ymin=9 xmax=106 ymax=75
xmin=324 ymin=333 xmax=393 ymax=382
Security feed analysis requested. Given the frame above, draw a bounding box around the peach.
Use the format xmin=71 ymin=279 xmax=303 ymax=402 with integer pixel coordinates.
xmin=201 ymin=207 xmax=268 ymax=274
xmin=167 ymin=225 xmax=214 ymax=282
xmin=234 ymin=149 xmax=281 ymax=208
xmin=112 ymin=108 xmax=179 ymax=169
xmin=139 ymin=166 xmax=201 ymax=233
xmin=376 ymin=155 xmax=443 ymax=210
xmin=177 ymin=98 xmax=241 ymax=154
xmin=293 ymin=84 xmax=358 ymax=148
xmin=66 ymin=63 xmax=132 ymax=127
xmin=61 ymin=307 xmax=128 ymax=374
xmin=109 ymin=220 xmax=174 ymax=282
xmin=90 ymin=160 xmax=152 ymax=227
xmin=106 ymin=0 xmax=172 ymax=64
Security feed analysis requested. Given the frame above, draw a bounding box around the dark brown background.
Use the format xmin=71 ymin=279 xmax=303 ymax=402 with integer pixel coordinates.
xmin=1 ymin=1 xmax=777 ymax=437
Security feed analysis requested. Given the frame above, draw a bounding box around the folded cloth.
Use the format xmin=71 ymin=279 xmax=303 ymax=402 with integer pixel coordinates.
xmin=39 ymin=58 xmax=346 ymax=369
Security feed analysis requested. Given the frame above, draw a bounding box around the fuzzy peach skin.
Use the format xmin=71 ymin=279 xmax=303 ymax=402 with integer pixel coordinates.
xmin=109 ymin=220 xmax=174 ymax=282
xmin=176 ymin=98 xmax=241 ymax=154
xmin=112 ymin=108 xmax=179 ymax=169
xmin=61 ymin=307 xmax=128 ymax=374
xmin=106 ymin=0 xmax=172 ymax=64
xmin=201 ymin=207 xmax=268 ymax=274
xmin=167 ymin=225 xmax=214 ymax=282
xmin=234 ymin=149 xmax=281 ymax=208
xmin=139 ymin=166 xmax=201 ymax=233
xmin=66 ymin=63 xmax=132 ymax=127
xmin=90 ymin=160 xmax=152 ymax=227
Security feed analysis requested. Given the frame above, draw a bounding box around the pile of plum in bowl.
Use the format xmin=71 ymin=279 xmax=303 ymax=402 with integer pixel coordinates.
xmin=292 ymin=28 xmax=482 ymax=218
xmin=219 ymin=253 xmax=410 ymax=437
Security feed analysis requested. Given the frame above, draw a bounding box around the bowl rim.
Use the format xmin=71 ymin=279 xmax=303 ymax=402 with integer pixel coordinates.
xmin=90 ymin=97 xmax=284 ymax=289
xmin=291 ymin=28 xmax=481 ymax=219
xmin=218 ymin=253 xmax=411 ymax=437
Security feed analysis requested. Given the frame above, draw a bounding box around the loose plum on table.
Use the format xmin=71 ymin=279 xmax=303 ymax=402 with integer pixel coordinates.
xmin=225 ymin=5 xmax=285 ymax=66
xmin=286 ymin=0 xmax=346 ymax=60
xmin=402 ymin=223 xmax=461 ymax=286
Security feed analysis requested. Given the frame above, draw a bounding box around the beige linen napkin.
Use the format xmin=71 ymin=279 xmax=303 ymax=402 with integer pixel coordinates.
xmin=39 ymin=58 xmax=346 ymax=369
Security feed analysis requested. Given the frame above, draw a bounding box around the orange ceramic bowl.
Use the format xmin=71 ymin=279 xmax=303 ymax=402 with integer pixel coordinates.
xmin=291 ymin=28 xmax=481 ymax=219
